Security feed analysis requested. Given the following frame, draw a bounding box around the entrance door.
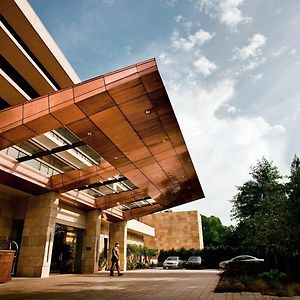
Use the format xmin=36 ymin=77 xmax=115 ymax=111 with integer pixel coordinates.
xmin=50 ymin=224 xmax=83 ymax=273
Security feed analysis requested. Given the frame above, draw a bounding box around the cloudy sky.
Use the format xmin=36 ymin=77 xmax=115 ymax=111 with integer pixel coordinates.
xmin=29 ymin=0 xmax=300 ymax=225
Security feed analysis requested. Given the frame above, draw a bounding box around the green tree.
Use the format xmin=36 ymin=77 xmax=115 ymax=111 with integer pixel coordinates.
xmin=230 ymin=157 xmax=289 ymax=251
xmin=286 ymin=155 xmax=300 ymax=253
xmin=201 ymin=215 xmax=232 ymax=247
xmin=231 ymin=157 xmax=281 ymax=221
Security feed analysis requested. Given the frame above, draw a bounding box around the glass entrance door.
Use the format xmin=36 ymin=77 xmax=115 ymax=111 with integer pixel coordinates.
xmin=50 ymin=224 xmax=83 ymax=273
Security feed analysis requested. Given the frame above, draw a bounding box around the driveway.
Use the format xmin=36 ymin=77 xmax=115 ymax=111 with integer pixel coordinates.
xmin=0 ymin=269 xmax=299 ymax=300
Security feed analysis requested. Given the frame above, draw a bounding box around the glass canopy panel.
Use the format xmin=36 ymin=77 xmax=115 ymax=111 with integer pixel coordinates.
xmin=80 ymin=176 xmax=138 ymax=202
xmin=2 ymin=146 xmax=64 ymax=176
xmin=14 ymin=139 xmax=77 ymax=173
xmin=55 ymin=127 xmax=102 ymax=164
xmin=81 ymin=188 xmax=104 ymax=197
xmin=95 ymin=185 xmax=116 ymax=195
xmin=2 ymin=125 xmax=106 ymax=177
xmin=116 ymin=198 xmax=157 ymax=211
xmin=122 ymin=180 xmax=136 ymax=190
xmin=105 ymin=183 xmax=125 ymax=193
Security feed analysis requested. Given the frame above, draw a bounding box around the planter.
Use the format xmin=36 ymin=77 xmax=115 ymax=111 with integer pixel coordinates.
xmin=0 ymin=250 xmax=16 ymax=283
xmin=98 ymin=257 xmax=107 ymax=271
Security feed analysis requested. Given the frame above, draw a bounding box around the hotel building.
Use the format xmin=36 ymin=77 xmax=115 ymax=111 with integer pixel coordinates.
xmin=0 ymin=0 xmax=204 ymax=277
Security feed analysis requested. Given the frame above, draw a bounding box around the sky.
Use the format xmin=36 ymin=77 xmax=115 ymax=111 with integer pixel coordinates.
xmin=29 ymin=0 xmax=300 ymax=225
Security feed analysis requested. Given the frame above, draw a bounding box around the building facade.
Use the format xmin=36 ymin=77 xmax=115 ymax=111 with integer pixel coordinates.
xmin=0 ymin=0 xmax=204 ymax=277
xmin=141 ymin=211 xmax=204 ymax=251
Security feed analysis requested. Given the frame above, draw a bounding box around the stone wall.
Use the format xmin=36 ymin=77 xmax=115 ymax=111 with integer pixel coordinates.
xmin=127 ymin=231 xmax=144 ymax=246
xmin=0 ymin=198 xmax=16 ymax=239
xmin=82 ymin=210 xmax=101 ymax=274
xmin=141 ymin=211 xmax=204 ymax=250
xmin=17 ymin=193 xmax=59 ymax=277
xmin=109 ymin=221 xmax=127 ymax=271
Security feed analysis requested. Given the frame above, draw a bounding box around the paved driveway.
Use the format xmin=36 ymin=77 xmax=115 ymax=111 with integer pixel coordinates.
xmin=0 ymin=269 xmax=299 ymax=300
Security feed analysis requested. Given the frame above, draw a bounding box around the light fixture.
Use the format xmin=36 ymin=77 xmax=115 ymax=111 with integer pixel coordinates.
xmin=87 ymin=132 xmax=92 ymax=136
xmin=145 ymin=109 xmax=151 ymax=115
xmin=114 ymin=156 xmax=118 ymax=160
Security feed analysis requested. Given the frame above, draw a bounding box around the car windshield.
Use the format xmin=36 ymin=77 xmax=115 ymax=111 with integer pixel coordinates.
xmin=167 ymin=257 xmax=179 ymax=261
xmin=188 ymin=257 xmax=201 ymax=261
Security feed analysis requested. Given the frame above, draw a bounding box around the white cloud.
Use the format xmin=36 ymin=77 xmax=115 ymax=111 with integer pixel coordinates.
xmin=184 ymin=21 xmax=193 ymax=31
xmin=252 ymin=73 xmax=263 ymax=82
xmin=272 ymin=46 xmax=287 ymax=57
xmin=166 ymin=78 xmax=286 ymax=224
xmin=193 ymin=56 xmax=218 ymax=76
xmin=174 ymin=15 xmax=184 ymax=23
xmin=272 ymin=47 xmax=297 ymax=57
xmin=197 ymin=0 xmax=252 ymax=30
xmin=268 ymin=124 xmax=285 ymax=135
xmin=242 ymin=57 xmax=266 ymax=71
xmin=233 ymin=34 xmax=267 ymax=72
xmin=141 ymin=6 xmax=289 ymax=225
xmin=227 ymin=105 xmax=237 ymax=113
xmin=234 ymin=34 xmax=266 ymax=60
xmin=170 ymin=78 xmax=235 ymax=119
xmin=171 ymin=29 xmax=214 ymax=51
xmin=166 ymin=0 xmax=177 ymax=7
xmin=159 ymin=53 xmax=173 ymax=65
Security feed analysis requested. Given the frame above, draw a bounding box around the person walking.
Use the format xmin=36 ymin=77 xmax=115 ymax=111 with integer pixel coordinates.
xmin=110 ymin=242 xmax=123 ymax=276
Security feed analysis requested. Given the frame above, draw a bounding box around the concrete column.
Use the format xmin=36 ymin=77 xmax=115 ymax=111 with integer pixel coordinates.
xmin=109 ymin=221 xmax=127 ymax=271
xmin=82 ymin=210 xmax=101 ymax=273
xmin=17 ymin=192 xmax=59 ymax=277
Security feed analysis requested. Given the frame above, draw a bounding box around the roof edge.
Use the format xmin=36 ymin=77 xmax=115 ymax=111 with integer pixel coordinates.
xmin=14 ymin=0 xmax=81 ymax=84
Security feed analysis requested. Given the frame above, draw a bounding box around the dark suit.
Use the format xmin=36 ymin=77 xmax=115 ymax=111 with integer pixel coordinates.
xmin=110 ymin=245 xmax=120 ymax=275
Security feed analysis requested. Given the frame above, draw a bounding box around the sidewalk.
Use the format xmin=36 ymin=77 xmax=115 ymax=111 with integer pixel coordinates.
xmin=0 ymin=269 xmax=299 ymax=300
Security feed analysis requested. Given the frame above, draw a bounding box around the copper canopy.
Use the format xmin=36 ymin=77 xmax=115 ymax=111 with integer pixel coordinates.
xmin=0 ymin=58 xmax=204 ymax=220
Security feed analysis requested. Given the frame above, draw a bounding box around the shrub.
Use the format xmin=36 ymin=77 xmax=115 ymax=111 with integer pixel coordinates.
xmin=290 ymin=283 xmax=300 ymax=295
xmin=216 ymin=267 xmax=300 ymax=296
xmin=215 ymin=278 xmax=245 ymax=293
xmin=127 ymin=261 xmax=137 ymax=270
xmin=98 ymin=256 xmax=107 ymax=270
xmin=225 ymin=260 xmax=266 ymax=276
xmin=259 ymin=269 xmax=287 ymax=290
xmin=126 ymin=244 xmax=158 ymax=270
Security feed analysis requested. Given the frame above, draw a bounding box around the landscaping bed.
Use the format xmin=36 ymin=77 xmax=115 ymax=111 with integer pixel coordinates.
xmin=215 ymin=269 xmax=300 ymax=297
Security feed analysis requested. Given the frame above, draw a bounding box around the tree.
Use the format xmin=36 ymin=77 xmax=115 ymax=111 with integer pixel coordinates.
xmin=231 ymin=157 xmax=281 ymax=222
xmin=201 ymin=215 xmax=232 ymax=247
xmin=230 ymin=157 xmax=289 ymax=252
xmin=224 ymin=155 xmax=300 ymax=275
xmin=286 ymin=155 xmax=300 ymax=253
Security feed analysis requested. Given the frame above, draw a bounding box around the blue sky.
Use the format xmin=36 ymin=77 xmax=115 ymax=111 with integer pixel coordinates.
xmin=29 ymin=0 xmax=300 ymax=225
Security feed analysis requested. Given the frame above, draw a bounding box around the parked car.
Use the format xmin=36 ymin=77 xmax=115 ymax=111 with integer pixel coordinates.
xmin=219 ymin=255 xmax=264 ymax=270
xmin=163 ymin=256 xmax=182 ymax=269
xmin=185 ymin=256 xmax=202 ymax=269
